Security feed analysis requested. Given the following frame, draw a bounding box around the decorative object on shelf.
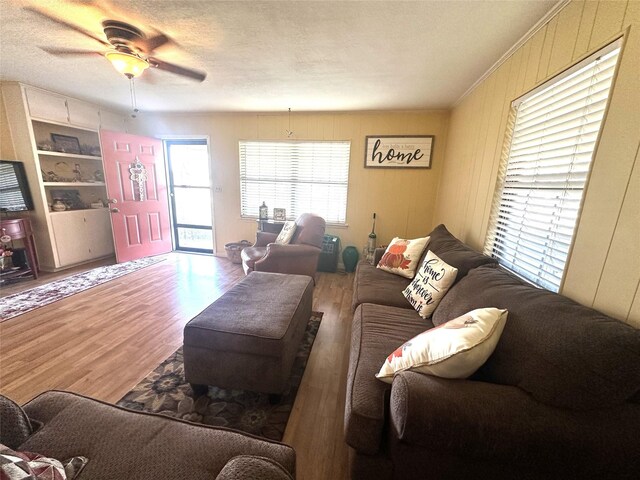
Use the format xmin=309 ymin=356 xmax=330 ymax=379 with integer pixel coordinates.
xmin=342 ymin=246 xmax=359 ymax=273
xmin=53 ymin=161 xmax=74 ymax=182
xmin=51 ymin=198 xmax=67 ymax=212
xmin=0 ymin=252 xmax=13 ymax=272
xmin=366 ymin=212 xmax=377 ymax=263
xmin=364 ymin=135 xmax=434 ymax=169
xmin=273 ymin=208 xmax=286 ymax=221
xmin=0 ymin=235 xmax=13 ymax=271
xmin=37 ymin=140 xmax=55 ymax=151
xmin=89 ymin=194 xmax=103 ymax=209
xmin=93 ymin=169 xmax=104 ymax=182
xmin=259 ymin=201 xmax=268 ymax=220
xmin=73 ymin=163 xmax=82 ymax=182
xmin=80 ymin=144 xmax=101 ymax=156
xmin=128 ymin=157 xmax=148 ymax=201
xmin=43 ymin=171 xmax=59 ymax=182
xmin=50 ymin=189 xmax=84 ymax=210
xmin=51 ymin=133 xmax=81 ymax=154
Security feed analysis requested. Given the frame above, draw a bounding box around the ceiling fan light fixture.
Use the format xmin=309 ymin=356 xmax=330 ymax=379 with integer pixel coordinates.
xmin=105 ymin=51 xmax=149 ymax=78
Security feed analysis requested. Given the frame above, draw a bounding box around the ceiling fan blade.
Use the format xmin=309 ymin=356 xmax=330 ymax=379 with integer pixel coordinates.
xmin=39 ymin=46 xmax=103 ymax=57
xmin=24 ymin=6 xmax=110 ymax=47
xmin=148 ymin=57 xmax=207 ymax=82
xmin=136 ymin=33 xmax=171 ymax=54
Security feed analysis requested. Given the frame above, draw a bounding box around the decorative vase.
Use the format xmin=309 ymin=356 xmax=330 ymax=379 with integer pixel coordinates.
xmin=0 ymin=255 xmax=13 ymax=272
xmin=52 ymin=199 xmax=66 ymax=212
xmin=342 ymin=246 xmax=359 ymax=273
xmin=259 ymin=201 xmax=268 ymax=220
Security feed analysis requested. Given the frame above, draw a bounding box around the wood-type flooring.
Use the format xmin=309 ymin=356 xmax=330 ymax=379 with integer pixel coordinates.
xmin=0 ymin=252 xmax=353 ymax=480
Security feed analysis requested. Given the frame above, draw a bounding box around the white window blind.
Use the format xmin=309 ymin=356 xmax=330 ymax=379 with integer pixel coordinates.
xmin=484 ymin=40 xmax=621 ymax=292
xmin=239 ymin=140 xmax=351 ymax=224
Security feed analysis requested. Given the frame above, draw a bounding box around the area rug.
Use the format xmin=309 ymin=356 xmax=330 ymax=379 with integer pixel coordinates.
xmin=116 ymin=312 xmax=323 ymax=441
xmin=0 ymin=256 xmax=165 ymax=322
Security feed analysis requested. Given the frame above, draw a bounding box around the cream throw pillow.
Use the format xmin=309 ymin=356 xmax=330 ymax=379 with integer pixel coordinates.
xmin=402 ymin=250 xmax=458 ymax=318
xmin=377 ymin=236 xmax=430 ymax=278
xmin=376 ymin=307 xmax=508 ymax=383
xmin=275 ymin=221 xmax=296 ymax=244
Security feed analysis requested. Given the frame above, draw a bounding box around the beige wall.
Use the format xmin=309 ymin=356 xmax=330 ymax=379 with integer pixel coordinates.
xmin=132 ymin=110 xmax=449 ymax=256
xmin=434 ymin=0 xmax=640 ymax=326
xmin=0 ymin=88 xmax=17 ymax=159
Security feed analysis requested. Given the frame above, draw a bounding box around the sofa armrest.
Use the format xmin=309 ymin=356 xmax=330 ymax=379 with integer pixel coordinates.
xmin=255 ymin=232 xmax=279 ymax=247
xmin=390 ymin=371 xmax=640 ymax=472
xmin=263 ymin=243 xmax=321 ymax=258
xmin=215 ymin=455 xmax=294 ymax=480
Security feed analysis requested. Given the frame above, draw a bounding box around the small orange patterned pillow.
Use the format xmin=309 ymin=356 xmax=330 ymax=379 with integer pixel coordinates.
xmin=376 ymin=236 xmax=430 ymax=278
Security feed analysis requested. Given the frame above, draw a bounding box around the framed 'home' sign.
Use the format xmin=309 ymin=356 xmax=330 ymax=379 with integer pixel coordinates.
xmin=364 ymin=135 xmax=434 ymax=169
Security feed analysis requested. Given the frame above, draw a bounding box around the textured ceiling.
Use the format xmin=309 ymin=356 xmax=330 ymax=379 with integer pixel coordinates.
xmin=0 ymin=0 xmax=557 ymax=113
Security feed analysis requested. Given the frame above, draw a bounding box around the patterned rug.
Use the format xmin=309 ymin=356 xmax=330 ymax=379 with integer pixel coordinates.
xmin=117 ymin=312 xmax=323 ymax=441
xmin=0 ymin=256 xmax=165 ymax=322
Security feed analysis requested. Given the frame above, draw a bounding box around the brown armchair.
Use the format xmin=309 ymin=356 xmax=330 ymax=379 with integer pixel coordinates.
xmin=241 ymin=213 xmax=326 ymax=281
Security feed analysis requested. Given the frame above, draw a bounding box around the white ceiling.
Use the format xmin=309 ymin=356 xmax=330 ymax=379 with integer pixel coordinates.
xmin=0 ymin=0 xmax=558 ymax=113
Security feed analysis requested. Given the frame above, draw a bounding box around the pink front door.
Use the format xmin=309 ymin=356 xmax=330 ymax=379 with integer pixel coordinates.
xmin=100 ymin=130 xmax=172 ymax=263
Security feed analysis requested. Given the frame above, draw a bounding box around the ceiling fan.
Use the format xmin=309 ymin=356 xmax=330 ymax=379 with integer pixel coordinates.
xmin=26 ymin=6 xmax=207 ymax=82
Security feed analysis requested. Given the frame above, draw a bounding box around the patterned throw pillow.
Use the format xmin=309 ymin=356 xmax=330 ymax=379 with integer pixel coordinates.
xmin=376 ymin=236 xmax=430 ymax=278
xmin=275 ymin=221 xmax=297 ymax=244
xmin=376 ymin=307 xmax=508 ymax=383
xmin=402 ymin=250 xmax=458 ymax=318
xmin=0 ymin=444 xmax=88 ymax=480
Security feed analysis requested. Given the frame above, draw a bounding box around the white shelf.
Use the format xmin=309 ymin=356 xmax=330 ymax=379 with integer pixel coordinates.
xmin=37 ymin=150 xmax=102 ymax=160
xmin=43 ymin=182 xmax=106 ymax=187
xmin=49 ymin=208 xmax=109 ymax=215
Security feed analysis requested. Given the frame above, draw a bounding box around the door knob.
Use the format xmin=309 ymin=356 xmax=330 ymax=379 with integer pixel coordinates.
xmin=107 ymin=198 xmax=118 ymax=204
xmin=109 ymin=208 xmax=120 ymax=213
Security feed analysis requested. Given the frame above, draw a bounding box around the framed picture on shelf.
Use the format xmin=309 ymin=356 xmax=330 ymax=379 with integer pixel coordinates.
xmin=273 ymin=208 xmax=286 ymax=221
xmin=51 ymin=133 xmax=81 ymax=155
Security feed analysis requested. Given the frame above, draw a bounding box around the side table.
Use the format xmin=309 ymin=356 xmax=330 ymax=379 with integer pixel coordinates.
xmin=1 ymin=217 xmax=39 ymax=279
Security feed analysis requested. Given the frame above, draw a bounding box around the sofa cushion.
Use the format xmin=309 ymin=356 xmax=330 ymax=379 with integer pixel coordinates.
xmin=345 ymin=304 xmax=430 ymax=455
xmin=0 ymin=444 xmax=88 ymax=480
xmin=20 ymin=391 xmax=296 ymax=480
xmin=377 ymin=236 xmax=430 ymax=279
xmin=352 ymin=261 xmax=412 ymax=311
xmin=376 ymin=308 xmax=508 ymax=383
xmin=275 ymin=221 xmax=296 ymax=245
xmin=432 ymin=265 xmax=640 ymax=410
xmin=402 ymin=250 xmax=458 ymax=318
xmin=0 ymin=395 xmax=32 ymax=450
xmin=424 ymin=224 xmax=497 ymax=283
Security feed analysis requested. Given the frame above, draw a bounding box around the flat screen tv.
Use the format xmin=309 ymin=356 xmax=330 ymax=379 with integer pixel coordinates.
xmin=0 ymin=160 xmax=35 ymax=212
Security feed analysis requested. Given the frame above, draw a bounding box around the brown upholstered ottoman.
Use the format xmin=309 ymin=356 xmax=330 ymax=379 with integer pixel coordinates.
xmin=184 ymin=272 xmax=313 ymax=395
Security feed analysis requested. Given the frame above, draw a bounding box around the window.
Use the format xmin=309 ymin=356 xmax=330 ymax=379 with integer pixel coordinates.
xmin=239 ymin=140 xmax=350 ymax=224
xmin=484 ymin=40 xmax=621 ymax=292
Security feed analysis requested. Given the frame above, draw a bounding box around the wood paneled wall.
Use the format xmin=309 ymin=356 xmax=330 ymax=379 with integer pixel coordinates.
xmin=434 ymin=0 xmax=640 ymax=326
xmin=0 ymin=88 xmax=16 ymax=160
xmin=131 ymin=110 xmax=449 ymax=255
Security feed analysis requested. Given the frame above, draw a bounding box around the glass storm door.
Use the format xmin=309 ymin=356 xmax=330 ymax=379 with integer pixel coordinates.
xmin=165 ymin=140 xmax=213 ymax=253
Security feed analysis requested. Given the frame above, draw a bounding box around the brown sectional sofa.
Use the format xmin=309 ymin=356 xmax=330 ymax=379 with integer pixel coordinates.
xmin=1 ymin=390 xmax=296 ymax=479
xmin=345 ymin=224 xmax=640 ymax=479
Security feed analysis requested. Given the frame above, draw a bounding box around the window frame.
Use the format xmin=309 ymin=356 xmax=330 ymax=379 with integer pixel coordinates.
xmin=484 ymin=39 xmax=622 ymax=292
xmin=238 ymin=139 xmax=351 ymax=226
